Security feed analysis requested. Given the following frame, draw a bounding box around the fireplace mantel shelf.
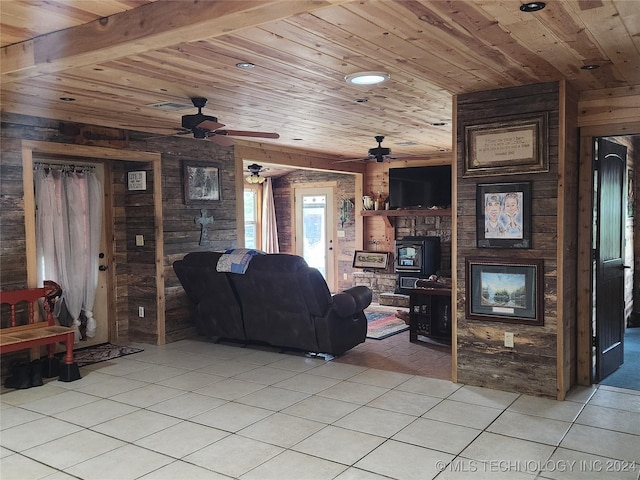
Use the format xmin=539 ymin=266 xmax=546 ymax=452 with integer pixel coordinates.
xmin=361 ymin=208 xmax=452 ymax=227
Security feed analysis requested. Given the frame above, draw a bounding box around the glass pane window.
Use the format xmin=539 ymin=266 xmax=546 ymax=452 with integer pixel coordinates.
xmin=244 ymin=189 xmax=258 ymax=249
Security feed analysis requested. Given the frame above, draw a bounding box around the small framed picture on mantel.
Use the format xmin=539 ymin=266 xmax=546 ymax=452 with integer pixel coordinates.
xmin=353 ymin=251 xmax=390 ymax=270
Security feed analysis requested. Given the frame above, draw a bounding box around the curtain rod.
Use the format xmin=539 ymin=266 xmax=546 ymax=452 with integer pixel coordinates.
xmin=33 ymin=162 xmax=96 ymax=172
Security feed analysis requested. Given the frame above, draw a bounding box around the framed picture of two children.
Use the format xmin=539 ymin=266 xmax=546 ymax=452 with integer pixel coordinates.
xmin=476 ymin=182 xmax=532 ymax=249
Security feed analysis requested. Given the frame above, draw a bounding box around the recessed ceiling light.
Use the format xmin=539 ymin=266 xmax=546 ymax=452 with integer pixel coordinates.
xmin=236 ymin=62 xmax=255 ymax=69
xmin=345 ymin=72 xmax=390 ymax=85
xmin=520 ymin=2 xmax=546 ymax=12
xmin=581 ymin=64 xmax=600 ymax=70
xmin=59 ymin=97 xmax=75 ymax=101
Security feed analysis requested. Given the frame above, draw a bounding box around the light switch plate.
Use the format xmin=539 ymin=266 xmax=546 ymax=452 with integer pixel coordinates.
xmin=504 ymin=332 xmax=514 ymax=348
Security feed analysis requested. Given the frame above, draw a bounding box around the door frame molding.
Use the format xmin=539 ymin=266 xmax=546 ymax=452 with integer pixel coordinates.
xmin=20 ymin=140 xmax=163 ymax=343
xmin=576 ymin=122 xmax=640 ymax=385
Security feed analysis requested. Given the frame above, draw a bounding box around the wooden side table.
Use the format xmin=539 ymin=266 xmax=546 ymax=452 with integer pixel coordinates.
xmin=409 ymin=287 xmax=452 ymax=344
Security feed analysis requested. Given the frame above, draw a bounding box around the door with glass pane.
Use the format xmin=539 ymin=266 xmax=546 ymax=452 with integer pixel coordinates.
xmin=294 ymin=187 xmax=335 ymax=291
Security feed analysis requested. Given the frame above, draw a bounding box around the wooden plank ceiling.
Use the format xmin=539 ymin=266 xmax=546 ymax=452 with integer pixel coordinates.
xmin=1 ymin=0 xmax=638 ymax=160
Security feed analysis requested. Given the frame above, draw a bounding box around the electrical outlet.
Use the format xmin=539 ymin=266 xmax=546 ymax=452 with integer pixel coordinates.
xmin=343 ymin=273 xmax=348 ymax=280
xmin=504 ymin=332 xmax=514 ymax=348
xmin=138 ymin=306 xmax=145 ymax=318
xmin=135 ymin=235 xmax=144 ymax=246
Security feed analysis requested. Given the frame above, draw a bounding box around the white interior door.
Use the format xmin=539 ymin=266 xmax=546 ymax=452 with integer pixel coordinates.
xmin=91 ymin=176 xmax=110 ymax=346
xmin=294 ymin=186 xmax=336 ymax=291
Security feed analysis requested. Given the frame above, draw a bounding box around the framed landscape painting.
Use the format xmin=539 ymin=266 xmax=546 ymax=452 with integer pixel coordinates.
xmin=465 ymin=257 xmax=544 ymax=325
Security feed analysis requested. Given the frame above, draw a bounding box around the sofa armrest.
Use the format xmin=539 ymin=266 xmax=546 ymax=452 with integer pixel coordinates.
xmin=331 ymin=286 xmax=372 ymax=317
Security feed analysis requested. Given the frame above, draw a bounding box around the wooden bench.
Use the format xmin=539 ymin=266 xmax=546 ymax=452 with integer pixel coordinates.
xmin=1 ymin=284 xmax=80 ymax=382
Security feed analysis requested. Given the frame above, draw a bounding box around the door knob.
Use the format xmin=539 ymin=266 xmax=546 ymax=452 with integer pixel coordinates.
xmin=99 ymin=265 xmax=108 ymax=271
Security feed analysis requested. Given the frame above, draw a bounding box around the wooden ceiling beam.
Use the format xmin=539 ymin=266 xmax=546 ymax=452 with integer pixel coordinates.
xmin=1 ymin=0 xmax=354 ymax=82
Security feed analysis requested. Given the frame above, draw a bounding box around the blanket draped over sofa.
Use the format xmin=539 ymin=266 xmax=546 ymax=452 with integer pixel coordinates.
xmin=216 ymin=248 xmax=265 ymax=274
xmin=173 ymin=252 xmax=372 ymax=355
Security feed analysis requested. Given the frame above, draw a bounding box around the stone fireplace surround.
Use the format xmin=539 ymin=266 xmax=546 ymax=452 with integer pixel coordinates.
xmin=354 ymin=214 xmax=452 ymax=307
xmin=352 ymin=271 xmax=410 ymax=307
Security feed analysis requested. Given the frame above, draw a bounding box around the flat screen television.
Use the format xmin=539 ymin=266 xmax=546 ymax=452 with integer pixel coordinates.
xmin=388 ymin=165 xmax=451 ymax=209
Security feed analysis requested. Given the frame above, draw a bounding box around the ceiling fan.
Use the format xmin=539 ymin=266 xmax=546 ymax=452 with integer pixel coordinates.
xmin=180 ymin=97 xmax=280 ymax=146
xmin=334 ymin=135 xmax=398 ymax=163
xmin=367 ymin=135 xmax=392 ymax=162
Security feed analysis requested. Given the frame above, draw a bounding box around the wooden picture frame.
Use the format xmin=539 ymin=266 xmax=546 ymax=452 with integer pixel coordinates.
xmin=465 ymin=257 xmax=544 ymax=325
xmin=476 ymin=182 xmax=532 ymax=248
xmin=183 ymin=161 xmax=221 ymax=204
xmin=464 ymin=112 xmax=548 ymax=177
xmin=353 ymin=251 xmax=390 ymax=270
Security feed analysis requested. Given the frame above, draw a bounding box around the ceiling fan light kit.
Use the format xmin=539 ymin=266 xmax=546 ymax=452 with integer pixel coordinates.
xmin=345 ymin=71 xmax=390 ymax=85
xmin=246 ymin=163 xmax=266 ymax=184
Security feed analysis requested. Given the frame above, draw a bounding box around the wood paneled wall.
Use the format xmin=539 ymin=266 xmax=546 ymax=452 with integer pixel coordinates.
xmin=156 ymin=144 xmax=238 ymax=343
xmin=578 ymin=86 xmax=640 ymax=128
xmin=111 ymin=161 xmax=158 ymax=343
xmin=0 ymin=137 xmax=28 ymax=292
xmin=455 ymin=81 xmax=578 ymax=398
xmin=0 ymin=113 xmax=237 ymax=346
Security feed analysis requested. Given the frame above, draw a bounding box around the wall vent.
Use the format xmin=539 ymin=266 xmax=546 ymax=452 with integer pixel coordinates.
xmin=147 ymin=102 xmax=192 ymax=111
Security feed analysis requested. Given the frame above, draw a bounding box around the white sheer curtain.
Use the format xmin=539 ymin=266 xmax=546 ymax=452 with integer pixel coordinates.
xmin=261 ymin=178 xmax=279 ymax=253
xmin=34 ymin=165 xmax=103 ymax=342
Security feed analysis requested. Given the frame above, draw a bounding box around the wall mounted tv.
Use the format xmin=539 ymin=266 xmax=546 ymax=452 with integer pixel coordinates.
xmin=388 ymin=165 xmax=452 ymax=209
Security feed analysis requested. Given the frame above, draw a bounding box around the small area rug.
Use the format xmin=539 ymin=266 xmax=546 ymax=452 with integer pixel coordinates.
xmin=61 ymin=343 xmax=144 ymax=367
xmin=365 ymin=308 xmax=409 ymax=340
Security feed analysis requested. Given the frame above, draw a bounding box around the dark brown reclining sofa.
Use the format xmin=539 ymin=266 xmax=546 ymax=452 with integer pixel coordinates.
xmin=173 ymin=251 xmax=372 ymax=356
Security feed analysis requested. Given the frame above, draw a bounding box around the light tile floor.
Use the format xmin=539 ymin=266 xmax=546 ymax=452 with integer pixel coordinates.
xmin=1 ymin=339 xmax=639 ymax=480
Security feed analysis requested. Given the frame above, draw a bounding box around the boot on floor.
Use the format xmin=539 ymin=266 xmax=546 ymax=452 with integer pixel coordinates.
xmin=4 ymin=362 xmax=32 ymax=389
xmin=30 ymin=359 xmax=44 ymax=387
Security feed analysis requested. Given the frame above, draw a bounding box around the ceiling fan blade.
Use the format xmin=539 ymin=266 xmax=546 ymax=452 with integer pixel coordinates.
xmin=196 ymin=119 xmax=225 ymax=131
xmin=215 ymin=130 xmax=280 ymax=139
xmin=332 ymin=157 xmax=367 ymax=164
xmin=207 ymin=134 xmax=236 ymax=147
